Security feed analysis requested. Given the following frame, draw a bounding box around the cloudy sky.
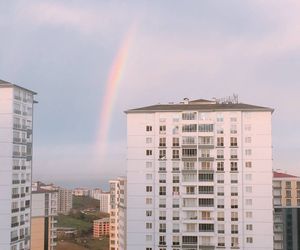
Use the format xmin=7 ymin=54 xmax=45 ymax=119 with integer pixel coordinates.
xmin=1 ymin=1 xmax=300 ymax=188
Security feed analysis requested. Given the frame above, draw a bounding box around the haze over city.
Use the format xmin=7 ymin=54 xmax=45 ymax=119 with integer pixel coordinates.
xmin=1 ymin=0 xmax=300 ymax=188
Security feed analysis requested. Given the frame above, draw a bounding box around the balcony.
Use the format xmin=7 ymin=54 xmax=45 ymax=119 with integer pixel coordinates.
xmin=11 ymin=236 xmax=19 ymax=242
xmin=12 ymin=208 xmax=20 ymax=213
xmin=13 ymin=166 xmax=20 ymax=170
xmin=12 ymin=180 xmax=20 ymax=185
xmin=11 ymin=222 xmax=19 ymax=228
xmin=12 ymin=194 xmax=20 ymax=199
xmin=14 ymin=110 xmax=22 ymax=115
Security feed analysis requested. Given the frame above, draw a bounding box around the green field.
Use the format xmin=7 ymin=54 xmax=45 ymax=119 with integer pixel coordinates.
xmin=57 ymin=214 xmax=92 ymax=235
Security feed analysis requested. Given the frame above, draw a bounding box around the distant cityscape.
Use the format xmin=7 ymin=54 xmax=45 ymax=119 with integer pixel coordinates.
xmin=1 ymin=80 xmax=300 ymax=250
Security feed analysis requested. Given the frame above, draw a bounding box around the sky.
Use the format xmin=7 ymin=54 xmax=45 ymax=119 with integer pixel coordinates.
xmin=1 ymin=0 xmax=300 ymax=189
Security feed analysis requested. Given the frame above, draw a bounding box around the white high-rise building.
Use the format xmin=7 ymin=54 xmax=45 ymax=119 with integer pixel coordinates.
xmin=109 ymin=177 xmax=127 ymax=250
xmin=0 ymin=80 xmax=36 ymax=250
xmin=99 ymin=192 xmax=110 ymax=213
xmin=125 ymin=98 xmax=274 ymax=250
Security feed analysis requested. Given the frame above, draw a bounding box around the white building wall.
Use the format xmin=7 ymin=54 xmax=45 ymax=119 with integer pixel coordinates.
xmin=126 ymin=105 xmax=273 ymax=250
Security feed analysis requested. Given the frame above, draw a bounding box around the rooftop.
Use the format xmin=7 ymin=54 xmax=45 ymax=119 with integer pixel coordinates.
xmin=273 ymin=171 xmax=299 ymax=179
xmin=0 ymin=79 xmax=37 ymax=95
xmin=125 ymin=97 xmax=273 ymax=113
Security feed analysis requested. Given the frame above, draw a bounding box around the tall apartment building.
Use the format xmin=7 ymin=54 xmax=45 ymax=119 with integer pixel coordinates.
xmin=32 ymin=182 xmax=72 ymax=215
xmin=126 ymin=98 xmax=274 ymax=250
xmin=0 ymin=80 xmax=36 ymax=250
xmin=73 ymin=188 xmax=90 ymax=197
xmin=99 ymin=192 xmax=110 ymax=213
xmin=273 ymin=171 xmax=300 ymax=250
xmin=93 ymin=218 xmax=110 ymax=238
xmin=109 ymin=177 xmax=127 ymax=250
xmin=31 ymin=188 xmax=58 ymax=250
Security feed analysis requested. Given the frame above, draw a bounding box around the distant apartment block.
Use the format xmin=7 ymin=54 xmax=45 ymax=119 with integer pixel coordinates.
xmin=31 ymin=188 xmax=58 ymax=250
xmin=73 ymin=188 xmax=90 ymax=197
xmin=126 ymin=98 xmax=274 ymax=250
xmin=273 ymin=171 xmax=300 ymax=250
xmin=90 ymin=188 xmax=103 ymax=200
xmin=93 ymin=218 xmax=110 ymax=238
xmin=99 ymin=192 xmax=110 ymax=213
xmin=109 ymin=177 xmax=127 ymax=250
xmin=0 ymin=80 xmax=36 ymax=250
xmin=32 ymin=182 xmax=72 ymax=215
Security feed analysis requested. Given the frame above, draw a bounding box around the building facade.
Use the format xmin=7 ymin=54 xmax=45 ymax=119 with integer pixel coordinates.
xmin=109 ymin=177 xmax=127 ymax=250
xmin=0 ymin=80 xmax=36 ymax=250
xmin=93 ymin=218 xmax=110 ymax=238
xmin=99 ymin=192 xmax=111 ymax=214
xmin=273 ymin=171 xmax=300 ymax=250
xmin=126 ymin=98 xmax=274 ymax=250
xmin=31 ymin=189 xmax=58 ymax=250
xmin=73 ymin=188 xmax=90 ymax=197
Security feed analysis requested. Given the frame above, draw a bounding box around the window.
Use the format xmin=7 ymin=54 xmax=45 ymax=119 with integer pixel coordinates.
xmin=159 ymin=223 xmax=166 ymax=233
xmin=245 ymin=149 xmax=252 ymax=156
xmin=217 ymin=186 xmax=224 ymax=196
xmin=230 ymin=149 xmax=238 ymax=159
xmin=159 ymin=174 xmax=166 ymax=183
xmin=230 ymin=162 xmax=238 ymax=172
xmin=216 ymin=113 xmax=223 ymax=122
xmin=217 ymin=211 xmax=224 ymax=221
xmin=231 ymin=174 xmax=238 ymax=184
xmin=245 ymin=124 xmax=251 ymax=131
xmin=231 ymin=199 xmax=238 ymax=208
xmin=146 ymin=186 xmax=152 ymax=192
xmin=286 ymin=199 xmax=291 ymax=206
xmin=230 ymin=117 xmax=237 ymax=122
xmin=246 ymin=174 xmax=252 ymax=181
xmin=246 ymin=211 xmax=252 ymax=218
xmin=172 ymin=186 xmax=180 ymax=195
xmin=217 ymin=199 xmax=224 ymax=208
xmin=218 ymin=224 xmax=225 ymax=234
xmin=146 ymin=150 xmax=152 ymax=156
xmin=198 ymin=173 xmax=214 ymax=182
xmin=173 ymin=175 xmax=180 ymax=183
xmin=146 ymin=198 xmax=152 ymax=205
xmin=286 ymin=181 xmax=291 ymax=189
xmin=216 ymin=125 xmax=224 ymax=134
xmin=146 ymin=162 xmax=153 ymax=169
xmin=159 ymin=235 xmax=166 ymax=245
xmin=230 ymin=124 xmax=237 ymax=134
xmin=173 ymin=125 xmax=179 ymax=134
xmin=159 ymin=125 xmax=166 ymax=133
xmin=217 ymin=149 xmax=224 ymax=159
xmin=217 ymin=162 xmax=224 ymax=172
xmin=201 ymin=161 xmax=212 ymax=170
xmin=146 ymin=174 xmax=152 ymax=180
xmin=159 ymin=150 xmax=166 ymax=159
xmin=173 ymin=137 xmax=179 ymax=147
xmin=173 ymin=211 xmax=180 ymax=220
xmin=231 ymin=224 xmax=238 ymax=234
xmin=198 ymin=124 xmax=214 ymax=132
xmin=159 ymin=138 xmax=166 ymax=147
xmin=245 ymin=137 xmax=252 ymax=143
xmin=146 ymin=222 xmax=152 ymax=229
xmin=246 ymin=186 xmax=252 ymax=193
xmin=184 ymin=161 xmax=195 ymax=170
xmin=172 ymin=161 xmax=180 ymax=171
xmin=246 ymin=224 xmax=253 ymax=231
xmin=217 ymin=137 xmax=224 ymax=147
xmin=217 ymin=174 xmax=224 ymax=183
xmin=199 ymin=198 xmax=214 ymax=207
xmin=246 ymin=237 xmax=253 ymax=243
xmin=231 ymin=237 xmax=239 ymax=248
xmin=231 ymin=186 xmax=238 ymax=196
xmin=246 ymin=199 xmax=252 ymax=206
xmin=245 ymin=161 xmax=252 ymax=168
xmin=146 ymin=210 xmax=152 ymax=217
xmin=146 ymin=235 xmax=152 ymax=241
xmin=198 ymin=186 xmax=214 ymax=194
xmin=146 ymin=126 xmax=152 ymax=132
xmin=182 ymin=112 xmax=197 ymax=120
xmin=200 ymin=149 xmax=210 ymax=158
xmin=182 ymin=124 xmax=197 ymax=132
xmin=199 ymin=224 xmax=214 ymax=232
xmin=231 ymin=212 xmax=238 ymax=221
xmin=159 ymin=186 xmax=166 ymax=196
xmin=230 ymin=137 xmax=237 ymax=146
xmin=182 ymin=136 xmax=196 ymax=145
xmin=182 ymin=148 xmax=197 ymax=157
xmin=159 ymin=198 xmax=166 ymax=208
xmin=172 ymin=150 xmax=179 ymax=159
xmin=146 ymin=137 xmax=152 ymax=144
xmin=159 ymin=211 xmax=166 ymax=220
xmin=199 ymin=136 xmax=213 ymax=145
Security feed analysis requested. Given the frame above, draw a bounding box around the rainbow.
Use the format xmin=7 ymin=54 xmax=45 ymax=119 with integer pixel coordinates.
xmin=95 ymin=24 xmax=136 ymax=155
